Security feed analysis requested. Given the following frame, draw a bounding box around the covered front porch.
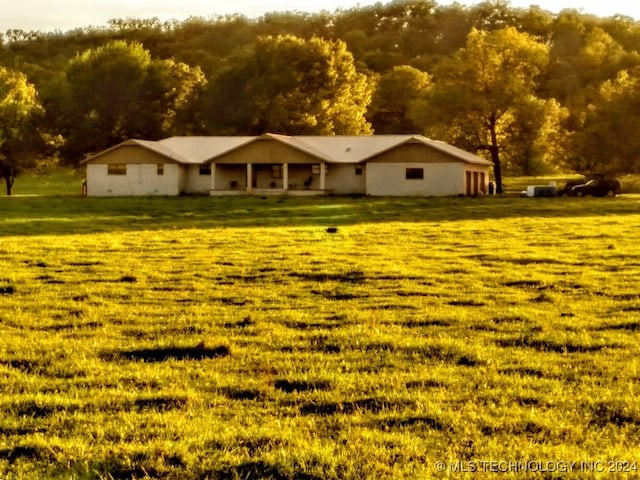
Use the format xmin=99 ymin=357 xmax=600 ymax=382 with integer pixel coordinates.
xmin=210 ymin=162 xmax=329 ymax=196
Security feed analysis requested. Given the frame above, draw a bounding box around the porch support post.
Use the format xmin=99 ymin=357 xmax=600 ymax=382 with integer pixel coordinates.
xmin=283 ymin=163 xmax=288 ymax=192
xmin=246 ymin=163 xmax=253 ymax=193
xmin=320 ymin=162 xmax=326 ymax=191
xmin=210 ymin=163 xmax=216 ymax=194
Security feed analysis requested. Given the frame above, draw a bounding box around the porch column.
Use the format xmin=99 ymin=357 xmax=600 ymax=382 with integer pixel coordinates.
xmin=210 ymin=163 xmax=216 ymax=193
xmin=246 ymin=163 xmax=253 ymax=193
xmin=320 ymin=162 xmax=326 ymax=191
xmin=282 ymin=163 xmax=289 ymax=192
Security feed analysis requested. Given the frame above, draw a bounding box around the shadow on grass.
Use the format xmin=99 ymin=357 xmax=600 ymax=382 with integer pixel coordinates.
xmin=300 ymin=397 xmax=415 ymax=415
xmin=212 ymin=461 xmax=323 ymax=480
xmin=589 ymin=401 xmax=640 ymax=427
xmin=498 ymin=367 xmax=546 ymax=378
xmin=374 ymin=415 xmax=447 ymax=431
xmin=12 ymin=400 xmax=80 ymax=418
xmin=218 ymin=387 xmax=265 ymax=401
xmin=2 ymin=194 xmax=639 ymax=236
xmin=0 ymin=444 xmax=59 ymax=463
xmin=496 ymin=337 xmax=615 ymax=353
xmin=104 ymin=345 xmax=230 ymax=362
xmin=481 ymin=420 xmax=548 ymax=436
xmin=274 ymin=379 xmax=332 ymax=393
xmin=88 ymin=457 xmax=166 ymax=480
xmin=132 ymin=395 xmax=189 ymax=411
xmin=1 ymin=359 xmax=44 ymax=373
xmin=0 ymin=285 xmax=16 ymax=294
xmin=595 ymin=321 xmax=640 ymax=331
xmin=289 ymin=270 xmax=366 ymax=284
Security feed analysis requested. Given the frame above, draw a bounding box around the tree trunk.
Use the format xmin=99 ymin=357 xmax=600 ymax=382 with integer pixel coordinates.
xmin=488 ymin=116 xmax=504 ymax=194
xmin=5 ymin=175 xmax=13 ymax=196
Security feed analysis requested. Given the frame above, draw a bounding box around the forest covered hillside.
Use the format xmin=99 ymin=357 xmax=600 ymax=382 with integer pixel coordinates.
xmin=2 ymin=0 xmax=640 ymax=193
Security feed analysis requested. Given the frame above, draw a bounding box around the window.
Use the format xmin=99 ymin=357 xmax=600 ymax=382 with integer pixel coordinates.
xmin=311 ymin=164 xmax=321 ymax=175
xmin=355 ymin=165 xmax=363 ymax=176
xmin=199 ymin=165 xmax=211 ymax=175
xmin=107 ymin=164 xmax=127 ymax=175
xmin=405 ymin=168 xmax=424 ymax=180
xmin=272 ymin=165 xmax=282 ymax=179
xmin=157 ymin=164 xmax=164 ymax=175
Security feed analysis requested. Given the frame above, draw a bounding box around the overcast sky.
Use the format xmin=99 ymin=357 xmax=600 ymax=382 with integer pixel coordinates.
xmin=2 ymin=0 xmax=639 ymax=33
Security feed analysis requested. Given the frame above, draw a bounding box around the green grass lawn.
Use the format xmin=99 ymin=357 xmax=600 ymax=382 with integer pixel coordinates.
xmin=1 ymin=174 xmax=640 ymax=479
xmin=10 ymin=167 xmax=85 ymax=196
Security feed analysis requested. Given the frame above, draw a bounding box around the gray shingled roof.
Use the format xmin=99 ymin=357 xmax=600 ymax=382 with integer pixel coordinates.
xmin=159 ymin=136 xmax=254 ymax=164
xmin=82 ymin=134 xmax=493 ymax=166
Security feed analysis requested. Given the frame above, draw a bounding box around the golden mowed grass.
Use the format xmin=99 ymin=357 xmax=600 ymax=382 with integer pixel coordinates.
xmin=1 ymin=193 xmax=640 ymax=479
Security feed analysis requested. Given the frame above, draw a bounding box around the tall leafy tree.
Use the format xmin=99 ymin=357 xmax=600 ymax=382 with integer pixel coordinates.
xmin=541 ymin=10 xmax=634 ymax=105
xmin=0 ymin=67 xmax=44 ymax=195
xmin=569 ymin=68 xmax=640 ymax=175
xmin=367 ymin=65 xmax=431 ymax=134
xmin=500 ymin=96 xmax=569 ymax=175
xmin=59 ymin=40 xmax=205 ymax=163
xmin=415 ymin=27 xmax=550 ymax=192
xmin=203 ymin=35 xmax=373 ymax=135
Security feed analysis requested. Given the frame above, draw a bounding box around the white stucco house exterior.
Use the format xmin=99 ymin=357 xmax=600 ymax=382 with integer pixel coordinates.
xmin=81 ymin=133 xmax=493 ymax=197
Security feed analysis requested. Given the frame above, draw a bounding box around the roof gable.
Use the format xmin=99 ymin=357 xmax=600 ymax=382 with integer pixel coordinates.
xmin=293 ymin=135 xmax=412 ymax=163
xmin=80 ymin=139 xmax=188 ymax=165
xmin=421 ymin=138 xmax=493 ymax=166
xmin=201 ymin=133 xmax=332 ymax=164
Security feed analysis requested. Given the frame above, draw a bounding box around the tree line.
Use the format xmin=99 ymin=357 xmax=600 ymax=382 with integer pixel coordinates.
xmin=2 ymin=0 xmax=640 ymax=194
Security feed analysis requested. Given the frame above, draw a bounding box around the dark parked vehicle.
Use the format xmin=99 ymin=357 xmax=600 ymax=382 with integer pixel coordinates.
xmin=557 ymin=179 xmax=585 ymax=196
xmin=566 ymin=177 xmax=622 ymax=197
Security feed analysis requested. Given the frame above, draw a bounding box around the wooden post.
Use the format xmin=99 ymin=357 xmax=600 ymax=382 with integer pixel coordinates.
xmin=283 ymin=163 xmax=288 ymax=192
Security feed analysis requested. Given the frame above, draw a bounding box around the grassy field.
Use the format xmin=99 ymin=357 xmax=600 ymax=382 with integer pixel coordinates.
xmin=1 ymin=174 xmax=640 ymax=479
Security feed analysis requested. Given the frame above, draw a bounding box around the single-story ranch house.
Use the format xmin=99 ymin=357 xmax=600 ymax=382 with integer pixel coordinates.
xmin=81 ymin=133 xmax=493 ymax=197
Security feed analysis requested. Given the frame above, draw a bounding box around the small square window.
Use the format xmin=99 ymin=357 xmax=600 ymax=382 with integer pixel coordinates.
xmin=199 ymin=165 xmax=211 ymax=175
xmin=107 ymin=164 xmax=127 ymax=175
xmin=406 ymin=168 xmax=424 ymax=180
xmin=355 ymin=165 xmax=363 ymax=176
xmin=272 ymin=165 xmax=282 ymax=178
xmin=157 ymin=164 xmax=164 ymax=175
xmin=311 ymin=164 xmax=321 ymax=175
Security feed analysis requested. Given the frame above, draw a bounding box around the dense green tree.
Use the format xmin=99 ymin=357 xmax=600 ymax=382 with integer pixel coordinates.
xmin=332 ymin=0 xmax=468 ymax=71
xmin=414 ymin=27 xmax=550 ymax=192
xmin=578 ymin=26 xmax=633 ymax=91
xmin=167 ymin=15 xmax=255 ymax=76
xmin=0 ymin=67 xmax=45 ymax=195
xmin=429 ymin=3 xmax=475 ymax=57
xmin=58 ymin=40 xmax=205 ymax=163
xmin=470 ymin=0 xmax=520 ymax=31
xmin=599 ymin=14 xmax=640 ymax=53
xmin=367 ymin=65 xmax=431 ymax=133
xmin=500 ymin=96 xmax=569 ymax=175
xmin=256 ymin=11 xmax=333 ymax=39
xmin=514 ymin=6 xmax=554 ymax=43
xmin=203 ymin=35 xmax=372 ymax=135
xmin=540 ymin=10 xmax=634 ymax=104
xmin=569 ymin=68 xmax=640 ymax=175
